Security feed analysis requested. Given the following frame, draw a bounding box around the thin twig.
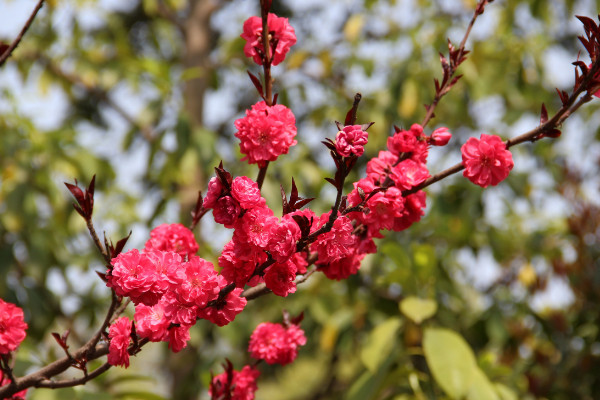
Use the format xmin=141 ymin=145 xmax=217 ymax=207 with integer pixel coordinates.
xmin=0 ymin=0 xmax=45 ymax=67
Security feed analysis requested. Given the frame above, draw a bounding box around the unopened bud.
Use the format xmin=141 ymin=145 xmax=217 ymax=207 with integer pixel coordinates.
xmin=429 ymin=127 xmax=452 ymax=146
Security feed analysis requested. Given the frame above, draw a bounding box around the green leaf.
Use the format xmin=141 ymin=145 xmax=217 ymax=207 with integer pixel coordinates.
xmin=423 ymin=328 xmax=477 ymax=399
xmin=494 ymin=383 xmax=518 ymax=400
xmin=348 ymin=351 xmax=396 ymax=400
xmin=360 ymin=317 xmax=402 ymax=373
xmin=400 ymin=296 xmax=438 ymax=324
xmin=466 ymin=368 xmax=500 ymax=400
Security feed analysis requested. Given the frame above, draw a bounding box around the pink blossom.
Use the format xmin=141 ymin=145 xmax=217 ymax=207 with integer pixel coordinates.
xmin=134 ymin=303 xmax=170 ymax=342
xmin=108 ymin=249 xmax=156 ymax=305
xmin=167 ymin=324 xmax=191 ymax=353
xmin=393 ymin=191 xmax=427 ymax=231
xmin=335 ymin=125 xmax=369 ymax=157
xmin=173 ymin=256 xmax=220 ymax=308
xmin=264 ymin=260 xmax=297 ymax=297
xmin=387 ymin=124 xmax=429 ymax=163
xmin=241 ymin=13 xmax=296 ymax=66
xmin=231 ymin=176 xmax=265 ymax=210
xmin=0 ymin=370 xmax=27 ymax=399
xmin=234 ymin=206 xmax=277 ymax=249
xmin=268 ymin=217 xmax=301 ymax=263
xmin=429 ymin=127 xmax=452 ymax=146
xmin=144 ymin=223 xmax=199 ymax=258
xmin=248 ymin=322 xmax=306 ymax=365
xmin=108 ymin=317 xmax=131 ymax=368
xmin=199 ymin=281 xmax=247 ymax=327
xmin=210 ymin=364 xmax=260 ymax=400
xmin=203 ymin=176 xmax=224 ymax=209
xmin=234 ymin=101 xmax=297 ymax=167
xmin=161 ymin=291 xmax=198 ymax=326
xmin=219 ymin=240 xmax=260 ymax=288
xmin=320 ymin=253 xmax=364 ymax=281
xmin=391 ymin=159 xmax=430 ymax=190
xmin=0 ymin=299 xmax=27 ymax=354
xmin=461 ymin=134 xmax=514 ymax=188
xmin=313 ymin=214 xmax=356 ymax=264
xmin=213 ymin=196 xmax=241 ymax=228
xmin=366 ymin=150 xmax=397 ymax=184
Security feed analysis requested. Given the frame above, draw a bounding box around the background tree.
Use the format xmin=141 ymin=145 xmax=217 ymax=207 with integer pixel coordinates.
xmin=0 ymin=0 xmax=599 ymax=399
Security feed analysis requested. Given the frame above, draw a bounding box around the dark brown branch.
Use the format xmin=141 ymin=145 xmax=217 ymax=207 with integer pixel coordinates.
xmin=86 ymin=219 xmax=111 ymax=265
xmin=0 ymin=0 xmax=45 ymax=67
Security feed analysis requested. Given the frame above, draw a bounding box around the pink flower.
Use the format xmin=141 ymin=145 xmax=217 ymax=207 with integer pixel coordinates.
xmin=268 ymin=217 xmax=301 ymax=263
xmin=173 ymin=256 xmax=220 ymax=308
xmin=219 ymin=239 xmax=265 ymax=288
xmin=391 ymin=159 xmax=430 ymax=190
xmin=198 ymin=281 xmax=247 ymax=327
xmin=264 ymin=261 xmax=297 ymax=297
xmin=210 ymin=364 xmax=260 ymax=400
xmin=203 ymin=176 xmax=224 ymax=209
xmin=429 ymin=127 xmax=452 ymax=146
xmin=393 ymin=191 xmax=427 ymax=231
xmin=134 ymin=303 xmax=170 ymax=342
xmin=108 ymin=249 xmax=182 ymax=306
xmin=313 ymin=215 xmax=356 ymax=264
xmin=234 ymin=206 xmax=277 ymax=249
xmin=320 ymin=253 xmax=364 ymax=281
xmin=231 ymin=176 xmax=265 ymax=210
xmin=366 ymin=150 xmax=398 ymax=184
xmin=248 ymin=322 xmax=306 ymax=365
xmin=144 ymin=223 xmax=199 ymax=259
xmin=0 ymin=299 xmax=27 ymax=355
xmin=335 ymin=125 xmax=369 ymax=157
xmin=0 ymin=370 xmax=27 ymax=399
xmin=234 ymin=101 xmax=297 ymax=167
xmin=387 ymin=124 xmax=429 ymax=163
xmin=167 ymin=324 xmax=191 ymax=353
xmin=213 ymin=196 xmax=241 ymax=228
xmin=461 ymin=134 xmax=514 ymax=188
xmin=108 ymin=317 xmax=131 ymax=368
xmin=241 ymin=13 xmax=296 ymax=66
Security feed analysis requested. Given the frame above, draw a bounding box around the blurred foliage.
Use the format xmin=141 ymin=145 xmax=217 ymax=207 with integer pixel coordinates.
xmin=1 ymin=0 xmax=600 ymax=399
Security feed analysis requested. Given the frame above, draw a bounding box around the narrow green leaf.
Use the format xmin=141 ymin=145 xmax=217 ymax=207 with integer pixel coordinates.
xmin=360 ymin=317 xmax=402 ymax=373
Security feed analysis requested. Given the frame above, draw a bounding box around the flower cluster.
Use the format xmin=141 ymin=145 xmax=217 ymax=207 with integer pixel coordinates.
xmin=234 ymin=101 xmax=297 ymax=167
xmin=210 ymin=315 xmax=306 ymax=399
xmin=248 ymin=321 xmax=307 ymax=365
xmin=0 ymin=299 xmax=27 ymax=355
xmin=106 ymin=224 xmax=247 ymax=363
xmin=461 ymin=133 xmax=514 ymax=188
xmin=210 ymin=363 xmax=260 ymax=400
xmin=241 ymin=13 xmax=296 ymax=66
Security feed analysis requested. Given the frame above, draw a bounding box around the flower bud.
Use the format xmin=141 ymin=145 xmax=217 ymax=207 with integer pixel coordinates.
xmin=429 ymin=127 xmax=452 ymax=146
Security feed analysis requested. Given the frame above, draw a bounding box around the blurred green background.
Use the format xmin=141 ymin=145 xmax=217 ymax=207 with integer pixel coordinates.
xmin=1 ymin=0 xmax=600 ymax=399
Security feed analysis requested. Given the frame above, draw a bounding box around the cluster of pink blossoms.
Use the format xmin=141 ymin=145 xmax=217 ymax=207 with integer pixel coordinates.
xmin=106 ymin=223 xmax=247 ymax=367
xmin=248 ymin=321 xmax=306 ymax=365
xmin=210 ymin=364 xmax=260 ymax=400
xmin=204 ymin=174 xmax=307 ymax=296
xmin=210 ymin=318 xmax=306 ymax=399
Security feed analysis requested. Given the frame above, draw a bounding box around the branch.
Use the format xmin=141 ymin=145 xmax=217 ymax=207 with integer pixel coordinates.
xmin=0 ymin=0 xmax=45 ymax=67
xmin=421 ymin=0 xmax=492 ymax=128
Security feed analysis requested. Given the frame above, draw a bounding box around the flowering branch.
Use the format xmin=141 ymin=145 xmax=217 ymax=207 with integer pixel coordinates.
xmin=0 ymin=0 xmax=45 ymax=67
xmin=421 ymin=0 xmax=493 ymax=128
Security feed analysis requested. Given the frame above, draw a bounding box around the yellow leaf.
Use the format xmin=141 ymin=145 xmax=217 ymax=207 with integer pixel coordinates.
xmin=400 ymin=296 xmax=438 ymax=324
xmin=518 ymin=263 xmax=536 ymax=287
